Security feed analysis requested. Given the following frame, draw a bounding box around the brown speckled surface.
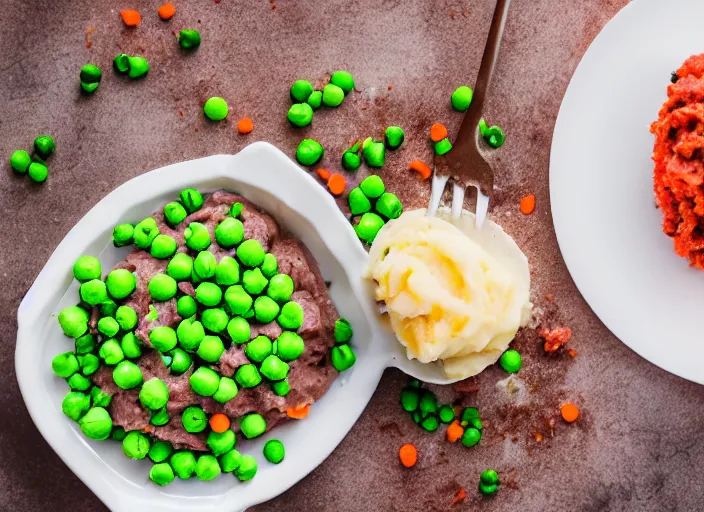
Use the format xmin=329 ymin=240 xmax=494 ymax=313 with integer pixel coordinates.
xmin=4 ymin=0 xmax=704 ymax=511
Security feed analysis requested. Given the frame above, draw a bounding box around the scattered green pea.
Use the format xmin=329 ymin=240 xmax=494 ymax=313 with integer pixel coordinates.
xmin=330 ymin=70 xmax=354 ymax=94
xmin=127 ymin=56 xmax=149 ymax=78
xmin=113 ymin=53 xmax=130 ymax=74
xmin=150 ymin=463 xmax=175 ymax=486
xmin=306 ymin=90 xmax=322 ymax=110
xmin=296 ymin=139 xmax=324 ymax=166
xmin=194 ymin=250 xmax=217 ymax=280
xmin=375 ymin=192 xmax=403 ymax=220
xmin=123 ymin=431 xmax=150 ymax=459
xmin=190 ymin=367 xmax=220 ymax=396
xmin=331 ymin=344 xmax=356 ymax=371
xmin=80 ymin=64 xmax=102 ymax=84
xmin=400 ymin=388 xmax=419 ymax=412
xmin=10 ymin=150 xmax=31 ymax=173
xmin=499 ymin=349 xmax=521 ymax=374
xmin=169 ymin=348 xmax=193 ymax=375
xmin=179 ymin=29 xmax=201 ymax=49
xmin=348 ymin=187 xmax=371 ymax=215
xmin=485 ymin=125 xmax=505 ymax=148
xmin=479 ymin=469 xmax=499 ymax=495
xmin=272 ymin=379 xmax=290 ymax=396
xmin=34 ymin=135 xmax=55 ymax=158
xmin=203 ymin=96 xmax=228 ymax=121
xmin=170 ymin=451 xmax=197 ymax=479
xmin=236 ymin=238 xmax=265 ymax=267
xmin=419 ymin=391 xmax=438 ymax=416
xmin=277 ymin=301 xmax=304 ymax=331
xmin=112 ymin=223 xmax=134 ymax=247
xmin=140 ymin=378 xmax=169 ymax=410
xmin=90 ymin=386 xmax=112 ymax=407
xmin=435 ymin=138 xmax=452 ymax=155
xmin=261 ymin=253 xmax=278 ymax=277
xmin=68 ymin=373 xmax=91 ymax=391
xmin=322 ymin=83 xmax=345 ymax=107
xmin=224 ymin=285 xmax=253 ymax=316
xmin=354 ymin=212 xmax=384 ymax=243
xmin=438 ymin=405 xmax=455 ymax=423
xmin=28 ymin=162 xmax=48 ymax=183
xmin=219 ymin=449 xmax=242 ymax=473
xmin=234 ymin=455 xmax=258 ymax=481
xmin=81 ymin=82 xmax=99 ymax=94
xmin=260 ymin=355 xmax=289 ymax=381
xmin=121 ymin=332 xmax=143 ymax=359
xmin=461 ymin=427 xmax=481 ymax=447
xmin=180 ymin=188 xmax=203 ymax=213
xmin=341 ymin=151 xmax=361 ymax=171
xmin=421 ymin=415 xmax=439 ymax=432
xmin=75 ymin=333 xmax=95 ymax=354
xmin=58 ymin=306 xmax=89 ymax=338
xmin=384 ymin=126 xmax=404 ymax=149
xmin=334 ymin=318 xmax=353 ymax=343
xmin=167 ymin=253 xmax=194 ymax=281
xmin=240 ymin=413 xmax=266 ymax=439
xmin=207 ymin=430 xmax=236 ymax=457
xmin=288 ymin=103 xmax=314 ymax=127
xmin=263 ymin=439 xmax=285 ymax=464
xmin=148 ymin=273 xmax=177 ymax=302
xmin=359 ymin=175 xmax=385 ymax=198
xmin=451 ymin=85 xmax=473 ymax=111
xmin=290 ymin=80 xmax=314 ymax=102
xmin=362 ymin=141 xmax=385 ymax=167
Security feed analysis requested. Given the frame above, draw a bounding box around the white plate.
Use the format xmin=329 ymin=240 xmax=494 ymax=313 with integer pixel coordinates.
xmin=16 ymin=142 xmax=460 ymax=512
xmin=551 ymin=0 xmax=704 ymax=384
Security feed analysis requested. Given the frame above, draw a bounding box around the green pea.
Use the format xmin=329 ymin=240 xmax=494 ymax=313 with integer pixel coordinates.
xmin=201 ymin=308 xmax=228 ymax=333
xmin=75 ymin=334 xmax=96 ymax=354
xmin=359 ymin=175 xmax=385 ymax=198
xmin=97 ymin=316 xmax=119 ymax=337
xmin=213 ymin=376 xmax=238 ymax=403
xmin=113 ymin=53 xmax=130 ymax=73
xmin=203 ymin=96 xmax=228 ymax=121
xmin=275 ymin=331 xmax=304 ymax=361
xmin=461 ymin=427 xmax=482 ymax=447
xmin=10 ymin=150 xmax=31 ymax=173
xmin=485 ymin=125 xmax=505 ymax=148
xmin=170 ymin=451 xmax=197 ymax=479
xmin=245 ymin=336 xmax=273 ymax=363
xmin=240 ymin=413 xmax=266 ymax=439
xmin=480 ymin=469 xmax=499 ymax=486
xmin=237 ymin=238 xmax=265 ymax=267
xmin=435 ymin=138 xmax=453 ymax=155
xmin=80 ymin=63 xmax=102 ymax=84
xmin=331 ymin=345 xmax=356 ymax=371
xmin=112 ymin=360 xmax=143 ymax=389
xmin=112 ymin=223 xmax=134 ymax=247
xmin=290 ymin=79 xmax=314 ymax=102
xmin=263 ymin=439 xmax=285 ymax=464
xmin=295 ymin=139 xmax=324 ymax=166
xmin=150 ymin=463 xmax=175 ymax=486
xmin=354 ymin=212 xmax=384 ymax=243
xmin=419 ymin=390 xmax=438 ymax=416
xmin=348 ymin=187 xmax=371 ymax=215
xmin=334 ymin=318 xmax=353 ymax=343
xmin=260 ymin=355 xmax=289 ymax=381
xmin=148 ymin=273 xmax=177 ymax=301
xmin=277 ymin=301 xmax=304 ymax=331
xmin=272 ymin=379 xmax=290 ymax=396
xmin=207 ymin=430 xmax=235 ymax=456
xmin=224 ymin=285 xmax=253 ymax=316
xmin=451 ymin=85 xmax=473 ymax=111
xmin=163 ymin=201 xmax=188 ymax=226
xmin=139 ymin=378 xmax=169 ymax=410
xmin=265 ymin=274 xmax=292 ymax=304
xmin=150 ymin=234 xmax=177 ymax=259
xmin=254 ymin=296 xmax=280 ymax=324
xmin=119 ymin=332 xmax=142 ymax=359
xmin=499 ymin=349 xmax=521 ymax=374
xmin=288 ymin=103 xmax=314 ymax=127
xmin=127 ymin=56 xmax=149 ymax=78
xmin=58 ymin=306 xmax=89 ymax=338
xmin=132 ymin=218 xmax=159 ymax=249
xmin=330 ymin=70 xmax=354 ymax=94
xmin=182 ymin=406 xmax=208 ymax=433
xmin=384 ymin=126 xmax=404 ymax=149
xmin=243 ymin=268 xmax=268 ymax=295
xmin=90 ymin=386 xmax=112 ymax=407
xmin=362 ymin=141 xmax=385 ymax=167
xmin=176 ymin=295 xmax=198 ymax=318
xmin=194 ymin=251 xmax=217 ymax=279
xmin=197 ymin=335 xmax=225 ymax=362
xmin=460 ymin=407 xmax=479 ymax=425
xmin=68 ymin=373 xmax=91 ymax=391
xmin=195 ymin=282 xmax=222 ymax=307
xmin=215 ymin=217 xmax=244 ymax=248
xmin=226 ymin=316 xmax=250 ymax=344
xmin=306 ymin=90 xmax=322 ymax=110
xmin=34 ymin=135 xmax=55 ymax=158
xmin=341 ymin=151 xmax=361 ymax=171
xmin=150 ymin=407 xmax=169 ymax=426
xmin=234 ymin=455 xmax=258 ymax=481
xmin=80 ymin=81 xmax=98 ymax=94
xmin=114 ymin=305 xmax=137 ymax=332
xmin=99 ymin=339 xmax=124 ymax=365
xmin=215 ymin=256 xmax=240 ymax=286
xmin=179 ymin=29 xmax=201 ymax=49
xmin=219 ymin=449 xmax=243 ymax=473
xmin=235 ymin=364 xmax=262 ymax=388
xmin=190 ymin=367 xmax=220 ymax=396
xmin=110 ymin=426 xmax=127 ymax=441
xmin=180 ymin=188 xmax=204 ymax=213
xmin=169 ymin=348 xmax=193 ymax=375
xmin=150 ymin=326 xmax=177 ymax=352
xmin=80 ymin=279 xmax=108 ymax=306
xmin=322 ymin=83 xmax=344 ymax=107
xmin=196 ymin=454 xmax=221 ymax=481
xmin=123 ymin=431 xmax=150 ymax=459
xmin=167 ymin=253 xmax=194 ymax=281
xmin=78 ymin=353 xmax=100 ymax=376
xmin=376 ymin=192 xmax=403 ymax=220
xmin=421 ymin=415 xmax=439 ymax=432
xmin=400 ymin=388 xmax=419 ymax=412
xmin=28 ymin=162 xmax=48 ymax=183
xmin=100 ymin=299 xmax=117 ymax=317
xmin=479 ymin=482 xmax=498 ymax=495
xmin=62 ymin=391 xmax=91 ymax=421
xmin=261 ymin=253 xmax=278 ymax=277
xmin=175 ymin=317 xmax=203 ymax=351
xmin=229 ymin=202 xmax=244 ymax=218
xmin=79 ymin=407 xmax=113 ymax=440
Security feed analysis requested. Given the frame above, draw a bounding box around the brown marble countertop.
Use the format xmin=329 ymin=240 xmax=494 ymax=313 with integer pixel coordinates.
xmin=3 ymin=0 xmax=703 ymax=510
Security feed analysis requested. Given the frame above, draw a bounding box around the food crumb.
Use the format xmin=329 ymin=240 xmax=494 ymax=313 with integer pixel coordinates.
xmin=449 ymin=9 xmax=456 ymax=19
xmin=85 ymin=26 xmax=95 ymax=48
xmin=450 ymin=488 xmax=467 ymax=506
xmin=388 ymin=85 xmax=393 ymax=91
xmin=540 ymin=326 xmax=572 ymax=353
xmin=534 ymin=432 xmax=543 ymax=441
xmin=568 ymin=349 xmax=577 ymax=358
xmin=520 ymin=194 xmax=536 ymax=214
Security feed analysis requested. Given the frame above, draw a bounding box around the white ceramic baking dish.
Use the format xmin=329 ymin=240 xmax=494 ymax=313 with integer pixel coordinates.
xmin=15 ymin=142 xmax=451 ymax=511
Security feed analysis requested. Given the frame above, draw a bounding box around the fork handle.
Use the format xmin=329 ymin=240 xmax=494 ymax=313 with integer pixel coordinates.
xmin=454 ymin=0 xmax=511 ymax=150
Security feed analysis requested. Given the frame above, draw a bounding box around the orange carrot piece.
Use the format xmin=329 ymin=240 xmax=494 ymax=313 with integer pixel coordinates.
xmin=120 ymin=9 xmax=141 ymax=26
xmin=430 ymin=123 xmax=448 ymax=142
xmin=142 ymin=425 xmax=153 ymax=433
xmin=399 ymin=443 xmax=417 ymax=468
xmin=407 ymin=160 xmax=432 ymax=180
xmin=520 ymin=194 xmax=536 ymax=214
xmin=560 ymin=402 xmax=580 ymax=423
xmin=286 ymin=404 xmax=310 ymax=419
xmin=237 ymin=117 xmax=254 ymax=134
xmin=315 ymin=168 xmax=331 ymax=181
xmin=327 ymin=174 xmax=346 ymax=195
xmin=209 ymin=413 xmax=231 ymax=433
xmin=158 ymin=3 xmax=176 ymax=20
xmin=450 ymin=488 xmax=467 ymax=506
xmin=446 ymin=420 xmax=464 ymax=443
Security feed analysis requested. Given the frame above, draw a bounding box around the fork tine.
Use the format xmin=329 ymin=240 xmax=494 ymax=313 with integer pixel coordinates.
xmin=451 ymin=183 xmax=465 ymax=220
xmin=427 ymin=172 xmax=449 ymax=217
xmin=475 ymin=187 xmax=490 ymax=228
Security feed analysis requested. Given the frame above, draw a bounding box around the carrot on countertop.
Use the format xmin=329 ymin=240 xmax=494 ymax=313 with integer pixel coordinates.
xmin=286 ymin=404 xmax=310 ymax=419
xmin=450 ymin=488 xmax=467 ymax=506
xmin=446 ymin=420 xmax=464 ymax=443
xmin=121 ymin=9 xmax=142 ymax=26
xmin=560 ymin=402 xmax=580 ymax=423
xmin=327 ymin=174 xmax=346 ymax=195
xmin=237 ymin=117 xmax=254 ymax=134
xmin=430 ymin=123 xmax=448 ymax=142
xmin=315 ymin=168 xmax=331 ymax=181
xmin=142 ymin=425 xmax=153 ymax=433
xmin=520 ymin=194 xmax=536 ymax=214
xmin=534 ymin=432 xmax=543 ymax=442
xmin=399 ymin=443 xmax=417 ymax=468
xmin=158 ymin=3 xmax=176 ymax=20
xmin=209 ymin=413 xmax=230 ymax=433
xmin=407 ymin=160 xmax=432 ymax=180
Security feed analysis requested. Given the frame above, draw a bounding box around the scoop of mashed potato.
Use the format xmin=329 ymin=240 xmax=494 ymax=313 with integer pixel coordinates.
xmin=366 ymin=209 xmax=531 ymax=379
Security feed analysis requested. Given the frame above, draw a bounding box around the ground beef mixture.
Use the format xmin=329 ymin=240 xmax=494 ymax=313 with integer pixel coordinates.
xmin=91 ymin=190 xmax=339 ymax=450
xmin=651 ymin=53 xmax=704 ymax=268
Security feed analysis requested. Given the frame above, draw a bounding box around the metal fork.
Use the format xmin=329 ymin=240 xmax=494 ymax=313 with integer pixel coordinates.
xmin=428 ymin=0 xmax=510 ymax=228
